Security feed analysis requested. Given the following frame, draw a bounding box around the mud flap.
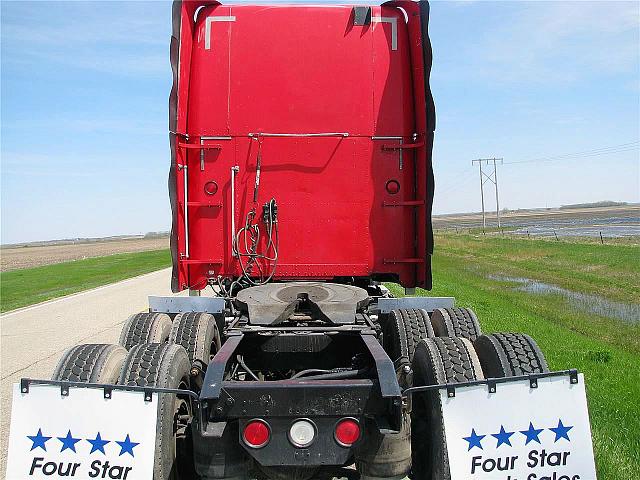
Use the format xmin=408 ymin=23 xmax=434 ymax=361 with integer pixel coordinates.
xmin=6 ymin=383 xmax=158 ymax=480
xmin=420 ymin=372 xmax=597 ymax=479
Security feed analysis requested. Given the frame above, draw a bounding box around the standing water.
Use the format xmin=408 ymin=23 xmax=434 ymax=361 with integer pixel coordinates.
xmin=488 ymin=275 xmax=640 ymax=324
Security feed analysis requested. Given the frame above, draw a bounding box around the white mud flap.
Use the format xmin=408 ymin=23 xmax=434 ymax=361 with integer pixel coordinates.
xmin=441 ymin=373 xmax=597 ymax=480
xmin=6 ymin=384 xmax=158 ymax=480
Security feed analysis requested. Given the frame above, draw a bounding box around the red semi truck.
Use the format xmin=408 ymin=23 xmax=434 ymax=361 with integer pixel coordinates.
xmin=168 ymin=1 xmax=435 ymax=292
xmin=9 ymin=2 xmax=597 ymax=480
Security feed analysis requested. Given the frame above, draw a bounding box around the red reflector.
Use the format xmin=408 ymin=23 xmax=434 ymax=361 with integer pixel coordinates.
xmin=385 ymin=179 xmax=401 ymax=195
xmin=243 ymin=420 xmax=270 ymax=448
xmin=334 ymin=418 xmax=360 ymax=447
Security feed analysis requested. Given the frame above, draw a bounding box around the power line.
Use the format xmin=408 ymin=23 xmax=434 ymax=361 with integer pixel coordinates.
xmin=436 ymin=169 xmax=477 ymax=196
xmin=503 ymin=141 xmax=639 ymax=165
xmin=434 ymin=140 xmax=638 ymax=203
xmin=505 ymin=141 xmax=638 ymax=165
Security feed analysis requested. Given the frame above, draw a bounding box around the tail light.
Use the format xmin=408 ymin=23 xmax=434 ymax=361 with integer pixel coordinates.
xmin=334 ymin=418 xmax=361 ymax=447
xmin=243 ymin=419 xmax=270 ymax=448
xmin=288 ymin=419 xmax=316 ymax=448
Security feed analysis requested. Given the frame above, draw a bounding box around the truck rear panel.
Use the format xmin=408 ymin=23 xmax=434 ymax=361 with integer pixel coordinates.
xmin=169 ymin=2 xmax=436 ymax=292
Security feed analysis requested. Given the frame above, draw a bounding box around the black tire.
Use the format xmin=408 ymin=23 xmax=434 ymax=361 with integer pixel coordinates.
xmin=119 ymin=312 xmax=173 ymax=350
xmin=430 ymin=307 xmax=482 ymax=341
xmin=52 ymin=344 xmax=127 ymax=383
xmin=410 ymin=337 xmax=484 ymax=480
xmin=119 ymin=343 xmax=192 ymax=480
xmin=384 ymin=309 xmax=435 ymax=364
xmin=169 ymin=312 xmax=221 ymax=366
xmin=474 ymin=332 xmax=549 ymax=378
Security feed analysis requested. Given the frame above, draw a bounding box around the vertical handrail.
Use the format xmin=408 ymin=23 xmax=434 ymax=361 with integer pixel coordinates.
xmin=179 ymin=163 xmax=190 ymax=259
xmin=231 ymin=166 xmax=239 ymax=257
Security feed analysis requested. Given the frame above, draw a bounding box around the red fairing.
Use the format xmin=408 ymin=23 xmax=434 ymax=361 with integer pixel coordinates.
xmin=169 ymin=1 xmax=435 ymax=292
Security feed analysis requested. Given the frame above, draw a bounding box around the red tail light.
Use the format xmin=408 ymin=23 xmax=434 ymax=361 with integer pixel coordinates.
xmin=334 ymin=418 xmax=361 ymax=447
xmin=243 ymin=419 xmax=270 ymax=448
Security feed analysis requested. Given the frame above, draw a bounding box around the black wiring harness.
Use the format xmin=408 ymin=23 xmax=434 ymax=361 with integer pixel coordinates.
xmin=216 ymin=137 xmax=279 ymax=297
xmin=233 ymin=198 xmax=279 ymax=285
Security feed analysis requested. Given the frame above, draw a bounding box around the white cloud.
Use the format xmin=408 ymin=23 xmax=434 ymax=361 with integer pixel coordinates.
xmin=3 ymin=113 xmax=164 ymax=137
xmin=1 ymin=1 xmax=170 ymax=76
xmin=1 ymin=1 xmax=169 ymax=46
xmin=474 ymin=1 xmax=640 ymax=84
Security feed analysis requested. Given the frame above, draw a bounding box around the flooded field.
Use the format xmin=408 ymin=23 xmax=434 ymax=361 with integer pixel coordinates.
xmin=489 ymin=274 xmax=640 ymax=324
xmin=435 ymin=205 xmax=639 ymax=238
xmin=510 ymin=215 xmax=639 ymax=238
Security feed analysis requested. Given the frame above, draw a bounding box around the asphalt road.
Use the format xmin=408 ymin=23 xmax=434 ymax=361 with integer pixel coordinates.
xmin=0 ymin=267 xmax=179 ymax=476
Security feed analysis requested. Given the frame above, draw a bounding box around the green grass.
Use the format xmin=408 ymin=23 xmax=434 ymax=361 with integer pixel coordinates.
xmin=0 ymin=249 xmax=171 ymax=312
xmin=390 ymin=233 xmax=640 ymax=478
xmin=2 ymin=235 xmax=637 ymax=475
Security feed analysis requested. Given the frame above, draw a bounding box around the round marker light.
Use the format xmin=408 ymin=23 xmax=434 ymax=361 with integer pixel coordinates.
xmin=334 ymin=418 xmax=360 ymax=447
xmin=288 ymin=419 xmax=316 ymax=448
xmin=243 ymin=420 xmax=270 ymax=448
xmin=385 ymin=179 xmax=401 ymax=195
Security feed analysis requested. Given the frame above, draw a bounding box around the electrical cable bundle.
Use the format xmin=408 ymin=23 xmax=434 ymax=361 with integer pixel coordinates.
xmin=233 ymin=198 xmax=279 ymax=286
xmin=216 ymin=137 xmax=279 ymax=297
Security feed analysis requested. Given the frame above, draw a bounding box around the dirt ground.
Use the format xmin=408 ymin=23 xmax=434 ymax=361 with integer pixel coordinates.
xmin=0 ymin=237 xmax=170 ymax=272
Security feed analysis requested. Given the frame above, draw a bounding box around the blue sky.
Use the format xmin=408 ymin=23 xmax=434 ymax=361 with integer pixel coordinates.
xmin=1 ymin=1 xmax=638 ymax=244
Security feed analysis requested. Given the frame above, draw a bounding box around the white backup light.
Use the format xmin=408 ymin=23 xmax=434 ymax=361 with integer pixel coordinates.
xmin=288 ymin=419 xmax=316 ymax=448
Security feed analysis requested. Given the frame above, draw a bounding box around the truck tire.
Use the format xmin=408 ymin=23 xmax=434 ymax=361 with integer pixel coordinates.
xmin=119 ymin=312 xmax=173 ymax=350
xmin=52 ymin=344 xmax=127 ymax=383
xmin=119 ymin=343 xmax=192 ymax=480
xmin=410 ymin=337 xmax=484 ymax=480
xmin=169 ymin=312 xmax=221 ymax=366
xmin=430 ymin=307 xmax=482 ymax=341
xmin=384 ymin=309 xmax=435 ymax=364
xmin=474 ymin=332 xmax=548 ymax=377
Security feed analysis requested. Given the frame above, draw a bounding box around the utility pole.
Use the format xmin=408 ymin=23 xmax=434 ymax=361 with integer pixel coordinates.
xmin=471 ymin=158 xmax=503 ymax=229
xmin=475 ymin=161 xmax=486 ymax=229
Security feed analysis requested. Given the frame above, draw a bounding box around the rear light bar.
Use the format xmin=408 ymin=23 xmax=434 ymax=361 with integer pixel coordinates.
xmin=242 ymin=417 xmax=361 ymax=449
xmin=334 ymin=418 xmax=361 ymax=447
xmin=243 ymin=419 xmax=270 ymax=448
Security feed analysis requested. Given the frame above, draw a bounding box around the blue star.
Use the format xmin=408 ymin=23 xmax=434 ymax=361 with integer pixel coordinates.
xmin=57 ymin=430 xmax=81 ymax=453
xmin=116 ymin=434 xmax=139 ymax=457
xmin=520 ymin=422 xmax=544 ymax=445
xmin=463 ymin=428 xmax=486 ymax=451
xmin=87 ymin=433 xmax=110 ymax=454
xmin=27 ymin=428 xmax=51 ymax=451
xmin=492 ymin=425 xmax=515 ymax=448
xmin=549 ymin=419 xmax=573 ymax=442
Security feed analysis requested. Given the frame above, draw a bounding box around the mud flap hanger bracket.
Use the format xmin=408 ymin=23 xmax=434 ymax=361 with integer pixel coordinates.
xmin=19 ymin=377 xmax=200 ymax=401
xmin=360 ymin=333 xmax=403 ymax=430
xmin=402 ymin=369 xmax=579 ymax=399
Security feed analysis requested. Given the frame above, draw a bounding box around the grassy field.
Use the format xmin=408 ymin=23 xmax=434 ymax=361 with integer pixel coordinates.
xmin=1 ymin=234 xmax=637 ymax=475
xmin=0 ymin=249 xmax=171 ymax=312
xmin=389 ymin=233 xmax=639 ymax=478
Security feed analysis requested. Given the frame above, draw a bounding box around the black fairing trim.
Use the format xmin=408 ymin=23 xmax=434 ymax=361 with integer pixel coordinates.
xmin=419 ymin=1 xmax=436 ymax=290
xmin=169 ymin=0 xmax=181 ymax=293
